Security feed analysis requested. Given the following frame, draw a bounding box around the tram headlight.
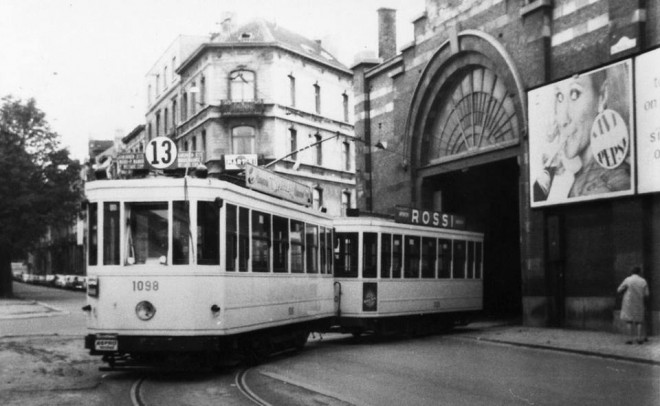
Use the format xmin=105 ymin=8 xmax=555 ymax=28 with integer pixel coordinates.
xmin=135 ymin=301 xmax=156 ymax=321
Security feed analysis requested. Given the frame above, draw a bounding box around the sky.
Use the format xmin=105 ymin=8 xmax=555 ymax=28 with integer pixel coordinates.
xmin=0 ymin=0 xmax=426 ymax=161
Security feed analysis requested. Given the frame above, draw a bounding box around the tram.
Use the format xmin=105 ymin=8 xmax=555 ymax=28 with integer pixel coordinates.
xmin=331 ymin=211 xmax=484 ymax=336
xmin=83 ymin=174 xmax=335 ymax=368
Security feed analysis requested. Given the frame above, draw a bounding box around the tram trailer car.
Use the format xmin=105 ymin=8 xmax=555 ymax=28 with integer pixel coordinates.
xmin=331 ymin=215 xmax=484 ymax=336
xmin=83 ymin=177 xmax=336 ymax=368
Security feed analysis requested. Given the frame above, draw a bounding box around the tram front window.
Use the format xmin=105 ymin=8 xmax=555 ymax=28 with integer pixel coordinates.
xmin=126 ymin=202 xmax=168 ymax=265
xmin=173 ymin=201 xmax=190 ymax=265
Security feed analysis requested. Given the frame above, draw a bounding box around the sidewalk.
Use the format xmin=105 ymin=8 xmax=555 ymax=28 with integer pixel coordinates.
xmin=461 ymin=319 xmax=660 ymax=366
xmin=0 ymin=297 xmax=66 ymax=320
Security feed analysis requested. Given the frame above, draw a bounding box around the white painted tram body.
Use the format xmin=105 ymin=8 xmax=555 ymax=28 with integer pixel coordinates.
xmin=83 ymin=177 xmax=335 ymax=366
xmin=332 ymin=216 xmax=484 ymax=335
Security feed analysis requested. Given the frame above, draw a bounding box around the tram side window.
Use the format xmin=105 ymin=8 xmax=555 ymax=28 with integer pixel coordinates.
xmin=437 ymin=239 xmax=452 ymax=278
xmin=197 ymin=201 xmax=220 ymax=265
xmin=404 ymin=236 xmax=420 ymax=278
xmin=239 ymin=207 xmax=249 ymax=272
xmin=421 ymin=237 xmax=435 ymax=278
xmin=103 ymin=202 xmax=120 ymax=265
xmin=126 ymin=202 xmax=168 ymax=264
xmin=226 ymin=204 xmax=237 ymax=271
xmin=252 ymin=211 xmax=271 ymax=272
xmin=363 ymin=232 xmax=377 ymax=278
xmin=306 ymin=224 xmax=318 ymax=273
xmin=88 ymin=203 xmax=98 ymax=266
xmin=273 ymin=216 xmax=288 ymax=273
xmin=380 ymin=233 xmax=391 ymax=278
xmin=392 ymin=234 xmax=402 ymax=278
xmin=467 ymin=241 xmax=475 ymax=278
xmin=453 ymin=240 xmax=466 ymax=278
xmin=323 ymin=227 xmax=333 ymax=274
xmin=173 ymin=201 xmax=190 ymax=265
xmin=475 ymin=241 xmax=483 ymax=279
xmin=320 ymin=227 xmax=328 ymax=274
xmin=334 ymin=232 xmax=358 ymax=277
xmin=290 ymin=220 xmax=305 ymax=273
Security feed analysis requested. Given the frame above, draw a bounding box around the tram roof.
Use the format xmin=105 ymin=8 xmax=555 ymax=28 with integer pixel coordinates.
xmin=84 ymin=176 xmax=333 ymax=221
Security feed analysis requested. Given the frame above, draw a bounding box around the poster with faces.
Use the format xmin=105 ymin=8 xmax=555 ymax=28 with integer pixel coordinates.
xmin=528 ymin=60 xmax=634 ymax=207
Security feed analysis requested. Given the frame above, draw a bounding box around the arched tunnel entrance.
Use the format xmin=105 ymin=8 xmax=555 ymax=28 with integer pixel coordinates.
xmin=421 ymin=158 xmax=522 ymax=318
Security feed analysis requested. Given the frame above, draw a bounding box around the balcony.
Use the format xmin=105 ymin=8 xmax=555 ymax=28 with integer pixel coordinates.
xmin=218 ymin=99 xmax=265 ymax=116
xmin=176 ymin=99 xmax=266 ymax=139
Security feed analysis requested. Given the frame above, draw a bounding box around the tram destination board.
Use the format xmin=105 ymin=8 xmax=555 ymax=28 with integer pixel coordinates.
xmin=395 ymin=206 xmax=466 ymax=230
xmin=245 ymin=164 xmax=312 ymax=207
xmin=117 ymin=152 xmax=146 ymax=170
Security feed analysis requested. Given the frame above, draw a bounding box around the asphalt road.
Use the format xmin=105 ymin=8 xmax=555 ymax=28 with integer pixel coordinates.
xmin=2 ymin=282 xmax=659 ymax=406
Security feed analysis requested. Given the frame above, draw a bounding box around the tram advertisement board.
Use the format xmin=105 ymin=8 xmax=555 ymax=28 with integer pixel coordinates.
xmin=528 ymin=60 xmax=634 ymax=207
xmin=245 ymin=164 xmax=312 ymax=207
xmin=635 ymin=47 xmax=660 ymax=194
xmin=395 ymin=207 xmax=466 ymax=230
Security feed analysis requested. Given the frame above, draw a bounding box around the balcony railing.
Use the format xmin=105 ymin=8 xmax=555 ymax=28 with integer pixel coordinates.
xmin=218 ymin=99 xmax=265 ymax=116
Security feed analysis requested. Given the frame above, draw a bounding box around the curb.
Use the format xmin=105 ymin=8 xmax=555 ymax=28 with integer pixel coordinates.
xmin=465 ymin=335 xmax=660 ymax=366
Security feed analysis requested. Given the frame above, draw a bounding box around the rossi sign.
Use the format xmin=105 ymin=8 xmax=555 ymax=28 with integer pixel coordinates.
xmin=395 ymin=207 xmax=465 ymax=230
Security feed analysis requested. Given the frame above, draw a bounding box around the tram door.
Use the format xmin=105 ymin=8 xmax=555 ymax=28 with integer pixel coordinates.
xmin=422 ymin=158 xmax=522 ymax=317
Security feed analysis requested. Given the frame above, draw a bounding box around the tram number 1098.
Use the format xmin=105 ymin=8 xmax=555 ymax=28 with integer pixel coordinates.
xmin=132 ymin=280 xmax=159 ymax=292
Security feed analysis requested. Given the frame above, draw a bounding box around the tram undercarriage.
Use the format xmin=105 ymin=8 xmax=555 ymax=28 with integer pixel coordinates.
xmin=86 ymin=320 xmax=324 ymax=370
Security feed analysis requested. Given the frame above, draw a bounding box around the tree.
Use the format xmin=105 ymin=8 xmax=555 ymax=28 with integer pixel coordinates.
xmin=0 ymin=96 xmax=82 ymax=298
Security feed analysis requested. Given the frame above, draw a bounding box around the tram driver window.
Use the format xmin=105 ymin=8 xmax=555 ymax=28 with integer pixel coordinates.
xmin=103 ymin=202 xmax=120 ymax=265
xmin=404 ymin=236 xmax=420 ymax=278
xmin=126 ymin=202 xmax=168 ymax=265
xmin=334 ymin=232 xmax=358 ymax=278
xmin=363 ymin=233 xmax=377 ymax=278
xmin=88 ymin=203 xmax=98 ymax=266
xmin=197 ymin=201 xmax=220 ymax=265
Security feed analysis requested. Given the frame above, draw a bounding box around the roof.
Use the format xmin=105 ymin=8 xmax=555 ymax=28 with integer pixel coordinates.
xmin=179 ymin=19 xmax=350 ymax=74
xmin=122 ymin=124 xmax=145 ymax=144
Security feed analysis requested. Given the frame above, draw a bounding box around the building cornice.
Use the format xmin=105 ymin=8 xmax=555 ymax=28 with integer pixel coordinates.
xmin=177 ymin=42 xmax=353 ymax=76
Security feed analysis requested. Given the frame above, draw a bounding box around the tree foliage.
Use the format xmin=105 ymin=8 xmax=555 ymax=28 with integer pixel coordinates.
xmin=0 ymin=96 xmax=82 ymax=297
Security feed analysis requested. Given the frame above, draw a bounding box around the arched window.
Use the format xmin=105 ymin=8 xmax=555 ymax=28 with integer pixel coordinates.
xmin=423 ymin=67 xmax=519 ymax=164
xmin=229 ymin=70 xmax=256 ymax=101
xmin=232 ymin=126 xmax=255 ymax=154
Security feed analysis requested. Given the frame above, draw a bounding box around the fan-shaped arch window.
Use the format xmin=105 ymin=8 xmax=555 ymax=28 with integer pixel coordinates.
xmin=424 ymin=67 xmax=519 ymax=164
xmin=229 ymin=70 xmax=256 ymax=101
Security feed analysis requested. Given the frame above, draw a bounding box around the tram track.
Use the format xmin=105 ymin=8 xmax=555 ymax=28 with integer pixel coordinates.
xmin=129 ymin=367 xmax=271 ymax=406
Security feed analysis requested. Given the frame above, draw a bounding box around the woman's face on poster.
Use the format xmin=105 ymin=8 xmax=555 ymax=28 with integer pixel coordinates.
xmin=554 ymin=75 xmax=599 ymax=160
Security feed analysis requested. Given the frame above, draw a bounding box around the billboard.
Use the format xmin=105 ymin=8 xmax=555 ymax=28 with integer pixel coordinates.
xmin=528 ymin=60 xmax=634 ymax=207
xmin=635 ymin=47 xmax=660 ymax=194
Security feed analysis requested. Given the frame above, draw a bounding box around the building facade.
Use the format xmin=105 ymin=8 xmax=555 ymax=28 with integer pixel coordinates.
xmin=172 ymin=19 xmax=356 ymax=216
xmin=354 ymin=0 xmax=660 ymax=333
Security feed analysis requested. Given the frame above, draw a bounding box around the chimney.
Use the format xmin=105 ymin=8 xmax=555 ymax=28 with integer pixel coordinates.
xmin=220 ymin=11 xmax=236 ymax=38
xmin=378 ymin=8 xmax=397 ymax=60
